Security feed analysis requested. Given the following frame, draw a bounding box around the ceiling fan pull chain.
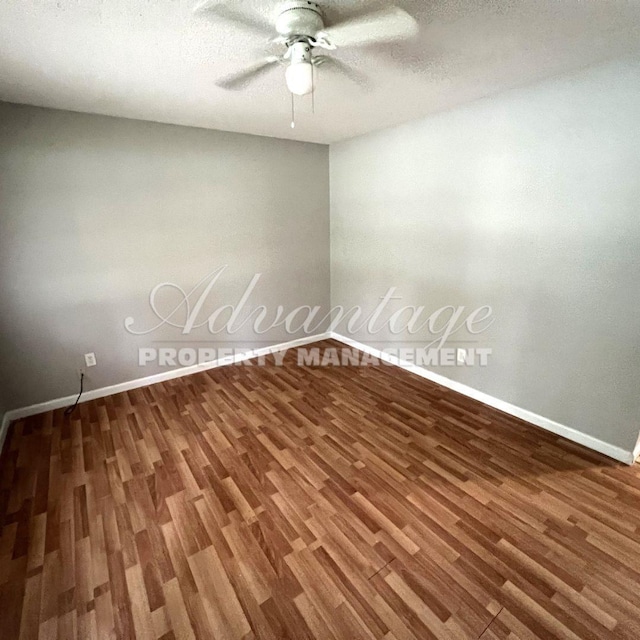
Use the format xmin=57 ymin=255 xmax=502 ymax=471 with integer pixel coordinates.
xmin=291 ymin=92 xmax=296 ymax=128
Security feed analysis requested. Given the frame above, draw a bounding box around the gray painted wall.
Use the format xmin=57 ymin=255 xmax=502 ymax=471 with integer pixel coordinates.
xmin=0 ymin=103 xmax=330 ymax=410
xmin=331 ymin=58 xmax=640 ymax=451
xmin=2 ymin=58 xmax=639 ymax=453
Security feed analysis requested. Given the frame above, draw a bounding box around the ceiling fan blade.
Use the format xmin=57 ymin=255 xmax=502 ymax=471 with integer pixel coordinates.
xmin=216 ymin=57 xmax=281 ymax=90
xmin=313 ymin=56 xmax=370 ymax=89
xmin=195 ymin=1 xmax=273 ymax=38
xmin=318 ymin=6 xmax=418 ymax=48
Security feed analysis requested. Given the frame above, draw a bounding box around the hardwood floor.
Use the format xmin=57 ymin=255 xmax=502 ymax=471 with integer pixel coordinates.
xmin=1 ymin=339 xmax=639 ymax=639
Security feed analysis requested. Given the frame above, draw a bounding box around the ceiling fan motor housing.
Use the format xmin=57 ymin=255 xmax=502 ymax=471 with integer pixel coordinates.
xmin=275 ymin=1 xmax=324 ymax=39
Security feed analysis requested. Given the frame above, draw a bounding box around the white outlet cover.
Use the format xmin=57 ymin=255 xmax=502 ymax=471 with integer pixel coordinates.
xmin=84 ymin=352 xmax=97 ymax=367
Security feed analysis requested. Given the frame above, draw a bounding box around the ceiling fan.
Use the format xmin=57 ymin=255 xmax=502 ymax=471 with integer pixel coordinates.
xmin=195 ymin=1 xmax=418 ymax=96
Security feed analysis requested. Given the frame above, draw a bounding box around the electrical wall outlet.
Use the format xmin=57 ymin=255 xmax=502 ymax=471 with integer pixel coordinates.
xmin=84 ymin=352 xmax=97 ymax=367
xmin=456 ymin=348 xmax=466 ymax=364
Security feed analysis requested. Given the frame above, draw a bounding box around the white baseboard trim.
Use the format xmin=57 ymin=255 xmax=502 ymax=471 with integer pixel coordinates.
xmin=330 ymin=332 xmax=635 ymax=465
xmin=2 ymin=331 xmax=634 ymax=466
xmin=0 ymin=333 xmax=331 ymax=446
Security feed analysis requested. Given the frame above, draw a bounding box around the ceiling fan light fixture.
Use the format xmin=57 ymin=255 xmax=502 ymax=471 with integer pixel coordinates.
xmin=208 ymin=2 xmax=418 ymax=103
xmin=285 ymin=61 xmax=314 ymax=95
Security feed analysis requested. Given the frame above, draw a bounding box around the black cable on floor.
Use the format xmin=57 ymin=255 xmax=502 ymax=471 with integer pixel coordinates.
xmin=64 ymin=372 xmax=84 ymax=417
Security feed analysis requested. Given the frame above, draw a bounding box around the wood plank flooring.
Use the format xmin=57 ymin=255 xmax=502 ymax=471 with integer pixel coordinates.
xmin=1 ymin=338 xmax=640 ymax=639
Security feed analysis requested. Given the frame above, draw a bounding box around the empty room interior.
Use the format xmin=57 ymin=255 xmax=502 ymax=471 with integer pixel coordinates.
xmin=1 ymin=1 xmax=640 ymax=638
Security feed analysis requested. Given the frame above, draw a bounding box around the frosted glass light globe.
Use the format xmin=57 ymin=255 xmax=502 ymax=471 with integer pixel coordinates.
xmin=286 ymin=62 xmax=313 ymax=96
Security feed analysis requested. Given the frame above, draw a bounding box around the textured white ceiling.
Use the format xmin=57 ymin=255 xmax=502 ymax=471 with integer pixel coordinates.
xmin=1 ymin=1 xmax=640 ymax=143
